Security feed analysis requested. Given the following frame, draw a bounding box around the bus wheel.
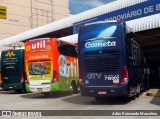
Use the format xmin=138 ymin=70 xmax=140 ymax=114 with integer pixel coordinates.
xmin=15 ymin=90 xmax=22 ymax=93
xmin=23 ymin=89 xmax=27 ymax=93
xmin=70 ymin=82 xmax=77 ymax=94
xmin=131 ymin=94 xmax=136 ymax=100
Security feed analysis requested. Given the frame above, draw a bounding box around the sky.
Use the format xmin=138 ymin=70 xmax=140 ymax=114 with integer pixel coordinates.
xmin=69 ymin=0 xmax=115 ymax=14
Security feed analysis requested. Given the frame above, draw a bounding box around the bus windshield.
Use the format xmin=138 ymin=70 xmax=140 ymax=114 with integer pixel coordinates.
xmin=79 ymin=22 xmax=122 ymax=52
xmin=28 ymin=61 xmax=51 ymax=75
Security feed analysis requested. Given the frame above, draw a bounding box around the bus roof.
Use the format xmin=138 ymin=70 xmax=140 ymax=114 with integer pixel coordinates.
xmin=57 ymin=34 xmax=78 ymax=44
xmin=58 ymin=39 xmax=77 ymax=47
xmin=83 ymin=20 xmax=119 ymax=26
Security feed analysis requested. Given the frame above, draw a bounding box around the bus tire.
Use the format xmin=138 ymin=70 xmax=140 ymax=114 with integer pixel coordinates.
xmin=70 ymin=81 xmax=77 ymax=94
xmin=23 ymin=89 xmax=27 ymax=93
xmin=131 ymin=94 xmax=136 ymax=100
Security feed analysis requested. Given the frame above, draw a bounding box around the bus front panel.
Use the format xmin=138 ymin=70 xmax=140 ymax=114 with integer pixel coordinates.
xmin=1 ymin=50 xmax=25 ymax=90
xmin=78 ymin=22 xmax=129 ymax=97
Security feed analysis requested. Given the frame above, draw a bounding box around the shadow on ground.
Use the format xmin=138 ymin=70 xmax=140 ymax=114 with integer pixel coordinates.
xmin=20 ymin=91 xmax=74 ymax=99
xmin=149 ymin=89 xmax=160 ymax=106
xmin=20 ymin=91 xmax=132 ymax=105
xmin=62 ymin=94 xmax=132 ymax=105
xmin=0 ymin=90 xmax=27 ymax=95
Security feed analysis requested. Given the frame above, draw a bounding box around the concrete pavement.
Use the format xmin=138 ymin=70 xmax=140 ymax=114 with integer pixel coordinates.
xmin=147 ymin=89 xmax=160 ymax=97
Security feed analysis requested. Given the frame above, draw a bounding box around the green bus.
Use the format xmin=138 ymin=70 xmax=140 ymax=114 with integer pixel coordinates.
xmin=1 ymin=49 xmax=25 ymax=93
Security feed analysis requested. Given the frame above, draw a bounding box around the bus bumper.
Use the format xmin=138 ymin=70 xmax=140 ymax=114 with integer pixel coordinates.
xmin=29 ymin=85 xmax=51 ymax=92
xmin=28 ymin=82 xmax=61 ymax=93
xmin=80 ymin=84 xmax=129 ymax=97
xmin=1 ymin=83 xmax=25 ymax=90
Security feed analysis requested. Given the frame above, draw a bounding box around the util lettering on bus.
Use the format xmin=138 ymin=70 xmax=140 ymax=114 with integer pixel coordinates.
xmin=32 ymin=40 xmax=45 ymax=49
xmin=59 ymin=56 xmax=78 ymax=78
xmin=70 ymin=59 xmax=78 ymax=77
xmin=62 ymin=59 xmax=78 ymax=78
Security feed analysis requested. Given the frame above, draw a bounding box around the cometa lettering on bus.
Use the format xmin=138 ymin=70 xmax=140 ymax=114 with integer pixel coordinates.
xmin=85 ymin=41 xmax=116 ymax=48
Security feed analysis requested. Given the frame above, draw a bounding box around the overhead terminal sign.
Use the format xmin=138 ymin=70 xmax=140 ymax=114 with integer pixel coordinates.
xmin=73 ymin=0 xmax=160 ymax=33
xmin=0 ymin=5 xmax=7 ymax=19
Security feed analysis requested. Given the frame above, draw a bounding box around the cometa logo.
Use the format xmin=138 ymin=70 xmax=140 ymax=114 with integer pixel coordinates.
xmin=5 ymin=51 xmax=16 ymax=57
xmin=85 ymin=41 xmax=116 ymax=48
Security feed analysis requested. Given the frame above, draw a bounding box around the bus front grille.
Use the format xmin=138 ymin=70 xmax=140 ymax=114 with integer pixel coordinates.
xmin=83 ymin=53 xmax=120 ymax=72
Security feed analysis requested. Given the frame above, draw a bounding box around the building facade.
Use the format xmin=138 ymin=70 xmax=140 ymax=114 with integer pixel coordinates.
xmin=0 ymin=0 xmax=69 ymax=51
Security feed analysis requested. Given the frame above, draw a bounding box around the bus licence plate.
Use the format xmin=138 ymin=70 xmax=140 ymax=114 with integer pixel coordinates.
xmin=98 ymin=91 xmax=107 ymax=95
xmin=37 ymin=88 xmax=42 ymax=91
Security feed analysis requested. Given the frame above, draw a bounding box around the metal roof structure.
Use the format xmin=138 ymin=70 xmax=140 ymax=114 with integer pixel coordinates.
xmin=126 ymin=14 xmax=160 ymax=33
xmin=0 ymin=0 xmax=159 ymax=46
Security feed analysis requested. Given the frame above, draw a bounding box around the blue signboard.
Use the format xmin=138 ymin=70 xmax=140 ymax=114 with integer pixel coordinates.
xmin=73 ymin=0 xmax=160 ymax=34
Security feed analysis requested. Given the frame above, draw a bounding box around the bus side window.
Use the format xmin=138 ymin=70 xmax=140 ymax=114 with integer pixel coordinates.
xmin=63 ymin=45 xmax=70 ymax=56
xmin=66 ymin=45 xmax=77 ymax=57
xmin=71 ymin=46 xmax=77 ymax=57
xmin=58 ymin=42 xmax=69 ymax=56
xmin=58 ymin=41 xmax=77 ymax=57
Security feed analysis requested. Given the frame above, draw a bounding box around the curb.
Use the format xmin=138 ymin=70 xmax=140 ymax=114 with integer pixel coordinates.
xmin=146 ymin=89 xmax=160 ymax=97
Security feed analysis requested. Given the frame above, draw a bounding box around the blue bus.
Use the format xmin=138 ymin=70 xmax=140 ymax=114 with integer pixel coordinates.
xmin=78 ymin=21 xmax=149 ymax=100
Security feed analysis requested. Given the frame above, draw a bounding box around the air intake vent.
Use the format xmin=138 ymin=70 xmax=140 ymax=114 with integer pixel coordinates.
xmin=84 ymin=52 xmax=120 ymax=72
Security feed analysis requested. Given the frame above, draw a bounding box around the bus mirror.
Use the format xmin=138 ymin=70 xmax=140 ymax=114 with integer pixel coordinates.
xmin=75 ymin=47 xmax=78 ymax=53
